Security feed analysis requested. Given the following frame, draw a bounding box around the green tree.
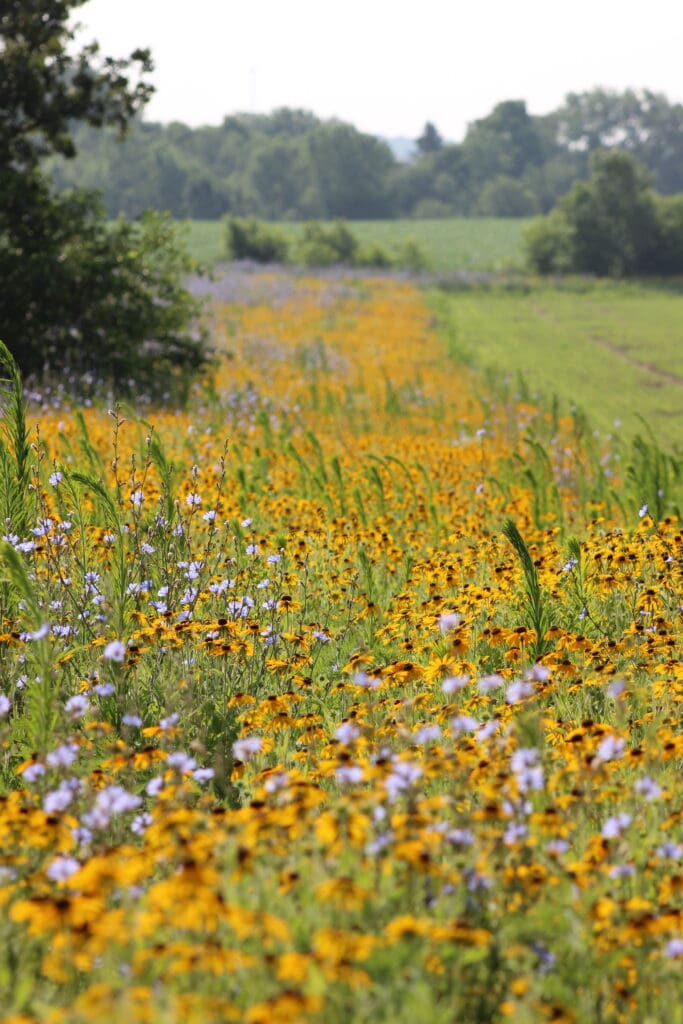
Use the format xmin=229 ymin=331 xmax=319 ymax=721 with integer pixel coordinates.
xmin=475 ymin=175 xmax=539 ymax=217
xmin=0 ymin=0 xmax=208 ymax=397
xmin=525 ymin=151 xmax=671 ymax=277
xmin=463 ymin=101 xmax=549 ymax=183
xmin=416 ymin=122 xmax=443 ymax=155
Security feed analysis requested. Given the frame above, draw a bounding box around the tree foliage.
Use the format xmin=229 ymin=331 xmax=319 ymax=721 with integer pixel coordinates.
xmin=525 ymin=151 xmax=683 ymax=277
xmin=44 ymin=88 xmax=683 ymax=225
xmin=0 ymin=0 xmax=208 ymax=398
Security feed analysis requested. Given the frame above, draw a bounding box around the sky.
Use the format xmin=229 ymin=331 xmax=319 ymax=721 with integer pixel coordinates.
xmin=73 ymin=0 xmax=683 ymax=141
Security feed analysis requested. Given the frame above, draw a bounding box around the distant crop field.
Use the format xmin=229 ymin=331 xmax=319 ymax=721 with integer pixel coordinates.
xmin=431 ymin=280 xmax=683 ymax=448
xmin=178 ymin=216 xmax=530 ymax=272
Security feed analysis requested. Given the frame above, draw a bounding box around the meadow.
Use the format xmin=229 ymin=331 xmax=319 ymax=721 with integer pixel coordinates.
xmin=179 ymin=217 xmax=530 ymax=271
xmin=0 ymin=270 xmax=683 ymax=1023
xmin=431 ymin=279 xmax=683 ymax=448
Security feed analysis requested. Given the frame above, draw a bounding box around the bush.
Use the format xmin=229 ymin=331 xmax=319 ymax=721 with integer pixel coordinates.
xmin=393 ymin=240 xmax=431 ymax=272
xmin=475 ymin=175 xmax=539 ymax=217
xmin=525 ymin=151 xmax=683 ymax=277
xmin=297 ymin=221 xmax=359 ymax=267
xmin=524 ymin=212 xmax=574 ymax=274
xmin=0 ymin=180 xmax=208 ymax=401
xmin=223 ymin=216 xmax=289 ymax=262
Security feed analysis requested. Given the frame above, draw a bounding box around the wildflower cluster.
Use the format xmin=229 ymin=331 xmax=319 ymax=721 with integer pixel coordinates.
xmin=0 ymin=274 xmax=681 ymax=1023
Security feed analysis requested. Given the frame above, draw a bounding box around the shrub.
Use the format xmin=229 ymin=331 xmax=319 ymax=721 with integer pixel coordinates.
xmin=223 ymin=216 xmax=290 ymax=263
xmin=525 ymin=151 xmax=683 ymax=277
xmin=297 ymin=221 xmax=359 ymax=267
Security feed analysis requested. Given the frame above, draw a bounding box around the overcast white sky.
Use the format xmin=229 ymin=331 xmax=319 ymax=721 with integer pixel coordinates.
xmin=73 ymin=0 xmax=683 ymax=141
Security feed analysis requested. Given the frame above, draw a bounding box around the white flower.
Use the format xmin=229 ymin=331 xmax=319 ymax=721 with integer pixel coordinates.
xmin=130 ymin=489 xmax=144 ymax=506
xmin=49 ymin=471 xmax=63 ymax=487
xmin=186 ymin=492 xmax=202 ymax=507
xmin=103 ymin=639 xmax=126 ymax=663
xmin=0 ymin=694 xmax=10 ymax=718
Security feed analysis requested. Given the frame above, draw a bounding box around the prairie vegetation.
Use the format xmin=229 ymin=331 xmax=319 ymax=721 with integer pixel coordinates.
xmin=1 ymin=273 xmax=682 ymax=1023
xmin=181 ymin=216 xmax=529 ymax=271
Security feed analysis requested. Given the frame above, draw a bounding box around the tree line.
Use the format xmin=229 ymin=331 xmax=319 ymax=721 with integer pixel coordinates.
xmin=47 ymin=90 xmax=683 ymax=221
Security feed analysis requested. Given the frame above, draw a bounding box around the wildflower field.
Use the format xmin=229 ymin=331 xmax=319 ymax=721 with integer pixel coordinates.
xmin=1 ymin=271 xmax=683 ymax=1024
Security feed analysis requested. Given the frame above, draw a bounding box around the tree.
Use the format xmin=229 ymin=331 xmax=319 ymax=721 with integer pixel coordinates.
xmin=463 ymin=101 xmax=550 ymax=183
xmin=525 ymin=151 xmax=677 ymax=277
xmin=416 ymin=122 xmax=443 ymax=155
xmin=475 ymin=175 xmax=539 ymax=217
xmin=0 ymin=0 xmax=209 ymax=398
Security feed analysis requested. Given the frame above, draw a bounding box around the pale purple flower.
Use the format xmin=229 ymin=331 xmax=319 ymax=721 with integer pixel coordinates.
xmin=43 ymin=779 xmax=79 ymax=813
xmin=334 ymin=722 xmax=360 ymax=744
xmin=64 ymin=694 xmax=89 ymax=719
xmin=103 ymin=639 xmax=126 ymax=663
xmin=634 ymin=776 xmax=662 ymax=801
xmin=414 ymin=724 xmax=441 ymax=744
xmin=232 ymin=736 xmax=262 ymax=761
xmin=595 ymin=735 xmax=626 ymax=764
xmin=442 ymin=674 xmax=469 ymax=694
xmin=450 ymin=714 xmax=479 ymax=735
xmin=607 ymin=679 xmax=626 ymax=699
xmin=336 ymin=765 xmax=364 ymax=785
xmin=166 ymin=751 xmax=198 ymax=775
xmin=46 ymin=856 xmax=81 ymax=882
xmin=46 ymin=743 xmax=78 ymax=769
xmin=353 ymin=671 xmax=381 ymax=690
xmin=477 ymin=673 xmax=505 ymax=694
xmin=506 ymin=679 xmax=535 ymax=704
xmin=131 ymin=812 xmax=153 ymax=835
xmin=22 ymin=762 xmax=45 ymax=784
xmin=438 ymin=612 xmax=462 ymax=633
xmin=602 ymin=813 xmax=632 ymax=839
xmin=29 ymin=623 xmax=50 ymax=641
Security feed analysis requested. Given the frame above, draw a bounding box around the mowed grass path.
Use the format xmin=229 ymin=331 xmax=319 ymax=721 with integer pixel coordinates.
xmin=179 ymin=217 xmax=529 ymax=271
xmin=432 ymin=281 xmax=683 ymax=448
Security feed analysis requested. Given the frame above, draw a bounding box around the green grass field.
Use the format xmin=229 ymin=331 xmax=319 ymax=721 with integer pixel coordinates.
xmin=178 ymin=216 xmax=530 ymax=272
xmin=431 ymin=279 xmax=683 ymax=448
